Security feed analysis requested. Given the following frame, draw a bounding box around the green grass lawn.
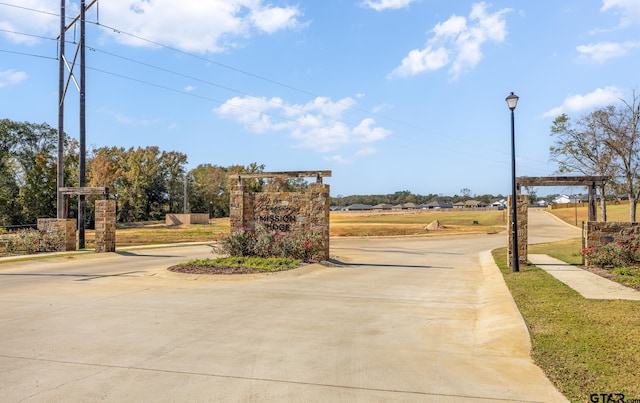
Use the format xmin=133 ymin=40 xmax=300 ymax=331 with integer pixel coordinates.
xmin=494 ymin=246 xmax=640 ymax=402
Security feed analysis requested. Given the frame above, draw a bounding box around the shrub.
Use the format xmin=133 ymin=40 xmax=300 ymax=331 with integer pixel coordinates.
xmin=218 ymin=227 xmax=256 ymax=257
xmin=0 ymin=229 xmax=65 ymax=256
xmin=582 ymin=235 xmax=640 ymax=269
xmin=217 ymin=224 xmax=324 ymax=262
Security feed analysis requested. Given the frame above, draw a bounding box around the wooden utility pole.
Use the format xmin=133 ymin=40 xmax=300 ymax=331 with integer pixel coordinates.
xmin=57 ymin=0 xmax=65 ymax=219
xmin=58 ymin=0 xmax=97 ymax=248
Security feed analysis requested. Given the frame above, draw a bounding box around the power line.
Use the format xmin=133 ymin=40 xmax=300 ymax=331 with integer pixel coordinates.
xmin=0 ymin=1 xmax=58 ymax=18
xmin=87 ymin=46 xmax=369 ymax=130
xmin=0 ymin=48 xmax=56 ymax=60
xmin=0 ymin=28 xmax=57 ymax=42
xmin=85 ymin=66 xmax=340 ymax=132
xmin=0 ymin=1 xmax=432 ymax=133
xmin=0 ymin=1 xmax=549 ymax=173
xmin=93 ymin=19 xmax=432 ymax=133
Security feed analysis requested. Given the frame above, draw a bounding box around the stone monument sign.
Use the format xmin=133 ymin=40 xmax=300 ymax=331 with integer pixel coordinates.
xmin=230 ymin=171 xmax=331 ymax=261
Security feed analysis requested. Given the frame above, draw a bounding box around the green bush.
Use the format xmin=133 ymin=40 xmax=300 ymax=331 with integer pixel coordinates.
xmin=0 ymin=229 xmax=65 ymax=256
xmin=217 ymin=225 xmax=324 ymax=262
xmin=582 ymin=235 xmax=640 ymax=268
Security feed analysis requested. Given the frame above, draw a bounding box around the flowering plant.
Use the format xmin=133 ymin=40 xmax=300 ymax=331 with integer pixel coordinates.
xmin=0 ymin=229 xmax=65 ymax=256
xmin=217 ymin=224 xmax=324 ymax=262
xmin=582 ymin=235 xmax=640 ymax=269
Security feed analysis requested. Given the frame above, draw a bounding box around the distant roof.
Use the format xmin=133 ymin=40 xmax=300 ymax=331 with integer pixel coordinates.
xmin=344 ymin=204 xmax=373 ymax=210
xmin=425 ymin=201 xmax=452 ymax=208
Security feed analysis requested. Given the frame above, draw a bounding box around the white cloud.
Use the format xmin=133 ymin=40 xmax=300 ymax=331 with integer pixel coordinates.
xmin=389 ymin=2 xmax=511 ymax=80
xmin=249 ymin=5 xmax=302 ymax=33
xmin=601 ymin=0 xmax=640 ymax=27
xmin=542 ymin=87 xmax=624 ymax=118
xmin=0 ymin=0 xmax=71 ymax=44
xmin=0 ymin=69 xmax=28 ymax=88
xmin=215 ymin=95 xmax=391 ymax=153
xmin=0 ymin=1 xmax=303 ymax=53
xmin=577 ymin=41 xmax=640 ymax=63
xmin=96 ymin=0 xmax=304 ymax=53
xmin=360 ymin=0 xmax=419 ymax=11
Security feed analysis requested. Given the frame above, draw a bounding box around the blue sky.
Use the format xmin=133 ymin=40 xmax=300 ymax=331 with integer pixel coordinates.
xmin=1 ymin=0 xmax=639 ymax=197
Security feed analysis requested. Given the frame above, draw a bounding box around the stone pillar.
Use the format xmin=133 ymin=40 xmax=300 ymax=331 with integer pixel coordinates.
xmin=507 ymin=194 xmax=528 ymax=268
xmin=37 ymin=218 xmax=77 ymax=251
xmin=230 ymin=185 xmax=254 ymax=233
xmin=307 ymin=182 xmax=330 ymax=260
xmin=95 ymin=200 xmax=116 ymax=252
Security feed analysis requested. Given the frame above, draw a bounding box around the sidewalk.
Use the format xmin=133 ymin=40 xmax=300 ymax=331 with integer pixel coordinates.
xmin=528 ymin=254 xmax=640 ymax=300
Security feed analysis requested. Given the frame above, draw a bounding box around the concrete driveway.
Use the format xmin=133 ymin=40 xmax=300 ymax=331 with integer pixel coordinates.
xmin=0 ymin=211 xmax=574 ymax=402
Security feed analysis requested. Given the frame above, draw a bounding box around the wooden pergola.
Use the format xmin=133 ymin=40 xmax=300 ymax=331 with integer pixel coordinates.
xmin=58 ymin=186 xmax=109 ymax=248
xmin=236 ymin=171 xmax=332 ymax=185
xmin=516 ymin=176 xmax=608 ymax=221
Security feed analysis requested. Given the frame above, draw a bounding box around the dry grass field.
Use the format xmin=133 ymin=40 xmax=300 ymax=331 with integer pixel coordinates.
xmin=329 ymin=209 xmax=506 ymax=237
xmin=80 ymin=200 xmax=636 ymax=247
xmin=80 ymin=209 xmax=507 ymax=247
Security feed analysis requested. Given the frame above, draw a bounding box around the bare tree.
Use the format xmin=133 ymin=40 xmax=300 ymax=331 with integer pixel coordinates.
xmin=598 ymin=91 xmax=640 ymax=222
xmin=460 ymin=188 xmax=472 ymax=200
xmin=550 ymin=112 xmax=618 ymax=221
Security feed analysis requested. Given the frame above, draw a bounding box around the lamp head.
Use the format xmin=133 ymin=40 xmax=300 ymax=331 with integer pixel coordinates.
xmin=506 ymin=92 xmax=519 ymax=111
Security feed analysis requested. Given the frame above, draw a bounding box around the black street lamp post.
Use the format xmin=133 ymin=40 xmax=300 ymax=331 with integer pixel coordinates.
xmin=506 ymin=92 xmax=520 ymax=272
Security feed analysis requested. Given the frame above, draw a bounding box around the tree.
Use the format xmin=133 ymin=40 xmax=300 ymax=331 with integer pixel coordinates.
xmin=263 ymin=177 xmax=309 ymax=192
xmin=19 ymin=152 xmax=57 ymax=222
xmin=162 ymin=150 xmax=188 ymax=214
xmin=189 ymin=164 xmax=227 ymax=217
xmin=0 ymin=119 xmax=75 ymax=224
xmin=0 ymin=120 xmax=20 ymax=225
xmin=0 ymin=159 xmax=20 ymax=225
xmin=88 ymin=146 xmax=188 ymax=222
xmin=550 ymin=113 xmax=617 ymax=221
xmin=598 ymin=92 xmax=640 ymax=222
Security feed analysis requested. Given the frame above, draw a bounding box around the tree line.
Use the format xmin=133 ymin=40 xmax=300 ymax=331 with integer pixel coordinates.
xmin=0 ymin=118 xmax=507 ymax=229
xmin=549 ymin=90 xmax=640 ymax=221
xmin=0 ymin=118 xmax=276 ymax=227
xmin=3 ymin=88 xmax=640 ymax=227
xmin=331 ymin=190 xmax=506 ymax=207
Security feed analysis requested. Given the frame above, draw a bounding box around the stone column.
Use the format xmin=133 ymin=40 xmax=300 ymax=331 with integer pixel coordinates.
xmin=230 ymin=185 xmax=254 ymax=233
xmin=37 ymin=218 xmax=77 ymax=251
xmin=95 ymin=200 xmax=116 ymax=252
xmin=507 ymin=194 xmax=528 ymax=268
xmin=307 ymin=182 xmax=330 ymax=260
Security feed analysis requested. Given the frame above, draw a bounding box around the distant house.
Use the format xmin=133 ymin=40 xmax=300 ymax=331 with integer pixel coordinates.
xmin=454 ymin=200 xmax=488 ymax=209
xmin=423 ymin=201 xmax=453 ymax=209
xmin=403 ymin=203 xmax=419 ymax=210
xmin=467 ymin=200 xmax=488 ymax=208
xmin=343 ymin=204 xmax=373 ymax=211
xmin=372 ymin=203 xmax=393 ymax=210
xmin=330 ymin=206 xmax=346 ymax=211
xmin=552 ymin=194 xmax=588 ymax=204
xmin=492 ymin=199 xmax=506 ymax=208
xmin=552 ymin=195 xmax=571 ymax=204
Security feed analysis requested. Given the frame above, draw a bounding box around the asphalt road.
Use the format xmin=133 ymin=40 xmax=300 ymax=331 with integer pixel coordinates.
xmin=0 ymin=211 xmax=576 ymax=402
